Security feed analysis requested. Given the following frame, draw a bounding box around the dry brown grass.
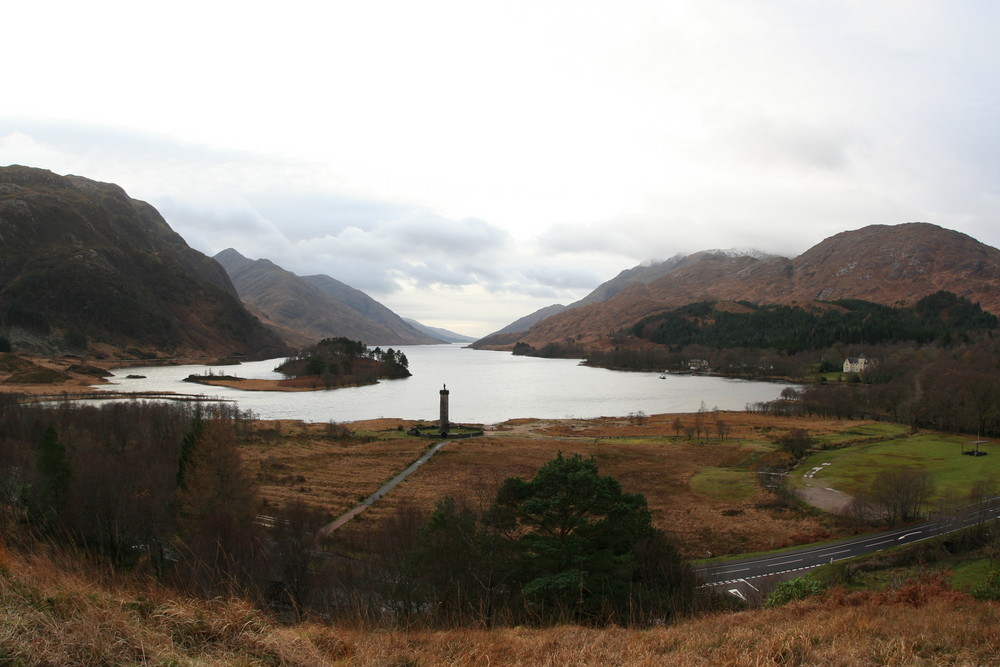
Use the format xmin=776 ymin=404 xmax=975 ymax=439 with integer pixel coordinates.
xmin=4 ymin=532 xmax=998 ymax=666
xmin=324 ymin=583 xmax=1000 ymax=665
xmin=0 ymin=353 xmax=107 ymax=395
xmin=356 ymin=434 xmax=830 ymax=558
xmin=244 ymin=412 xmax=858 ymax=557
xmin=0 ymin=538 xmax=341 ymax=666
xmin=239 ymin=420 xmax=431 ymax=518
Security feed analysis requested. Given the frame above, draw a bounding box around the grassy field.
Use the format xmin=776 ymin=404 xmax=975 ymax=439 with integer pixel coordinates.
xmin=239 ymin=419 xmax=433 ymax=521
xmin=238 ymin=412 xmax=908 ymax=558
xmin=237 ymin=412 xmax=1000 ymax=560
xmin=689 ymin=467 xmax=758 ymax=502
xmin=791 ymin=431 xmax=999 ymax=500
xmin=809 ymin=421 xmax=909 ymax=447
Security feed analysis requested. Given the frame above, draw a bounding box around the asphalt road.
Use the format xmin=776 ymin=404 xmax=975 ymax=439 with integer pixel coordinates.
xmin=695 ymin=498 xmax=1000 ymax=602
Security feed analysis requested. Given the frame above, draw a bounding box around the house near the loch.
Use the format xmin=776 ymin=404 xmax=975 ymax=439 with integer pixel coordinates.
xmin=843 ymin=354 xmax=877 ymax=374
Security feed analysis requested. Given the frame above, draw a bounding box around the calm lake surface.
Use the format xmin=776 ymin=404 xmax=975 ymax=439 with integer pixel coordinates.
xmin=98 ymin=344 xmax=789 ymax=425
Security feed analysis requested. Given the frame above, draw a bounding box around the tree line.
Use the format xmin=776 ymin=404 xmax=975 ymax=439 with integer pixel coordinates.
xmin=748 ymin=336 xmax=1000 ymax=437
xmin=0 ymin=398 xmax=296 ymax=592
xmin=630 ymin=292 xmax=996 ymax=353
xmin=0 ymin=398 xmax=703 ymax=628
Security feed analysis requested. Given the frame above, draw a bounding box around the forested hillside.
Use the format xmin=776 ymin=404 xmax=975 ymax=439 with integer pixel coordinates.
xmin=630 ymin=291 xmax=996 ymax=352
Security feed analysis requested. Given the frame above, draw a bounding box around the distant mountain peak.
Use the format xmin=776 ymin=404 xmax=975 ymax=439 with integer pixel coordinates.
xmin=474 ymin=222 xmax=1000 ymax=350
xmin=402 ymin=318 xmax=476 ymax=343
xmin=700 ymin=248 xmax=777 ymax=260
xmin=214 ymin=250 xmax=441 ymax=347
xmin=0 ymin=166 xmax=290 ymax=358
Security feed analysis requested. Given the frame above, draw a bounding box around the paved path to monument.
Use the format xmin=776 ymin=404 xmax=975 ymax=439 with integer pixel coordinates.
xmin=317 ymin=439 xmax=450 ymax=538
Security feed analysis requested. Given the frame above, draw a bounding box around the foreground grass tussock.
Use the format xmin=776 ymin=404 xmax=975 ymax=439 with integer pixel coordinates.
xmin=331 ymin=584 xmax=1000 ymax=666
xmin=3 ymin=538 xmax=1000 ymax=666
xmin=0 ymin=542 xmax=340 ymax=666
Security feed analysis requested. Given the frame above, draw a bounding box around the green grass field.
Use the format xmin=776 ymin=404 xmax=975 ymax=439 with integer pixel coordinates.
xmin=690 ymin=467 xmax=757 ymax=501
xmin=793 ymin=433 xmax=999 ymax=499
xmin=810 ymin=422 xmax=909 ymax=447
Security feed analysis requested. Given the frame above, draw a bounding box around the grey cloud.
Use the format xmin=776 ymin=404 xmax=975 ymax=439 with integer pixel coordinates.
xmin=537 ymin=222 xmax=646 ymax=257
xmin=312 ymin=256 xmax=400 ymax=295
xmin=406 ymin=262 xmax=480 ymax=288
xmin=278 ymin=212 xmax=517 ymax=292
xmin=247 ymin=192 xmax=410 ymax=240
xmin=157 ymin=198 xmax=278 ymax=237
xmin=389 ymin=215 xmax=513 ymax=255
xmin=0 ymin=118 xmax=261 ymax=184
xmin=714 ymin=114 xmax=858 ymax=172
xmin=519 ymin=265 xmax=603 ymax=291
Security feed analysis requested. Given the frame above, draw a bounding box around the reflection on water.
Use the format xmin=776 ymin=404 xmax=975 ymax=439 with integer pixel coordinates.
xmin=96 ymin=344 xmax=789 ymax=424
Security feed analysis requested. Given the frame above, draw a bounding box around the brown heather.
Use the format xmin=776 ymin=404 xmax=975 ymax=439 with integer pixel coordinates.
xmin=240 ymin=419 xmax=431 ymax=519
xmin=2 ymin=537 xmax=998 ymax=665
xmin=243 ymin=412 xmax=851 ymax=558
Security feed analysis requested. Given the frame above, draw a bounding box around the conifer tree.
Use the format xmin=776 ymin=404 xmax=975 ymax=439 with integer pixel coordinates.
xmin=173 ymin=418 xmax=260 ymax=591
xmin=176 ymin=407 xmax=203 ymax=489
xmin=34 ymin=424 xmax=72 ymax=528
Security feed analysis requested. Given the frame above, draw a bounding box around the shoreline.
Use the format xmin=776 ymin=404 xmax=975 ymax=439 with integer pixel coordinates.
xmin=181 ymin=375 xmax=381 ymax=393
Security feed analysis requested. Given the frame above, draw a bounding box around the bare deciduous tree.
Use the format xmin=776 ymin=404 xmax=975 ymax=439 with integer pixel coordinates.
xmin=867 ymin=467 xmax=934 ymax=526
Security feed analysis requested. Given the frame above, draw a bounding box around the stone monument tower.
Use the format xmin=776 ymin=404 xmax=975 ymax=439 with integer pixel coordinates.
xmin=439 ymin=384 xmax=450 ymax=435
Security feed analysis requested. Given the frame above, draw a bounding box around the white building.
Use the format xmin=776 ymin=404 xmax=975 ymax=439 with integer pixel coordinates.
xmin=843 ymin=354 xmax=877 ymax=373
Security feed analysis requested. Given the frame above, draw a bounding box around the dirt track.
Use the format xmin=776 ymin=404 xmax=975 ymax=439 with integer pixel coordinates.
xmin=797 ymin=484 xmax=852 ymax=513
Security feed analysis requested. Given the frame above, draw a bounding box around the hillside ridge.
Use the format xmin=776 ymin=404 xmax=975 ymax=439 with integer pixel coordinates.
xmin=215 ymin=248 xmax=441 ymax=346
xmin=475 ymin=223 xmax=1000 ymax=350
xmin=0 ymin=165 xmax=289 ymax=359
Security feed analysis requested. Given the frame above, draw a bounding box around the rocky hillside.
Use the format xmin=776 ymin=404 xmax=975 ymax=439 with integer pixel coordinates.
xmin=0 ymin=166 xmax=290 ymax=359
xmin=215 ymin=249 xmax=441 ymax=346
xmin=477 ymin=223 xmax=1000 ymax=350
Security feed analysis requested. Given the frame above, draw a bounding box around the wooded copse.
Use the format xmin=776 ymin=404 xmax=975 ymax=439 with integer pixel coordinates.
xmin=275 ymin=336 xmax=411 ymax=386
xmin=0 ymin=398 xmax=358 ymax=612
xmin=0 ymin=398 xmax=270 ymax=593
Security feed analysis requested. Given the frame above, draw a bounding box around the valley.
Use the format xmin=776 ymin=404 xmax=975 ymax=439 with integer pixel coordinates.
xmin=3 ymin=406 xmax=1000 ymax=665
xmin=4 ymin=165 xmax=1000 ymax=663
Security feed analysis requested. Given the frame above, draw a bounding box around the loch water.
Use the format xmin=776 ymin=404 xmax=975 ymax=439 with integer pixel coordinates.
xmin=98 ymin=344 xmax=790 ymax=425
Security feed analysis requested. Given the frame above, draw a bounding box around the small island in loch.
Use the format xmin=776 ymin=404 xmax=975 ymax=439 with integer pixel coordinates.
xmin=183 ymin=337 xmax=411 ymax=392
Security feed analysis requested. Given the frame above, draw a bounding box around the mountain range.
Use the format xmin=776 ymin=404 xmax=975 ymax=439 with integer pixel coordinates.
xmin=0 ymin=165 xmax=469 ymax=360
xmin=472 ymin=223 xmax=1000 ymax=350
xmin=214 ymin=249 xmax=449 ymax=346
xmin=0 ymin=166 xmax=290 ymax=359
xmin=4 ymin=165 xmax=998 ymax=361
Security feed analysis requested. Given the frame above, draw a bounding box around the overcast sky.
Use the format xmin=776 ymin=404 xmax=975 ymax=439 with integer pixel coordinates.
xmin=4 ymin=1 xmax=999 ymax=337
